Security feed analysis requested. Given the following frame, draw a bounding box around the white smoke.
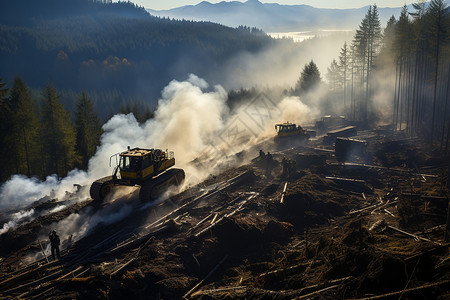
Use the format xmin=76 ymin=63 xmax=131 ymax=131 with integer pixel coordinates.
xmin=0 ymin=74 xmax=319 ymax=245
xmin=0 ymin=170 xmax=90 ymax=211
xmin=0 ymin=208 xmax=35 ymax=235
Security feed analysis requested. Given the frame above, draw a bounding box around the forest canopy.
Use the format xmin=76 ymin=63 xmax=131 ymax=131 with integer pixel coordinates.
xmin=0 ymin=0 xmax=273 ymax=118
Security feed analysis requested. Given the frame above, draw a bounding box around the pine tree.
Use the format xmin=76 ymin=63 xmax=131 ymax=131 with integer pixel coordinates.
xmin=75 ymin=91 xmax=102 ymax=169
xmin=8 ymin=77 xmax=41 ymax=177
xmin=0 ymin=78 xmax=11 ymax=181
xmin=426 ymin=0 xmax=449 ymax=144
xmin=295 ymin=60 xmax=321 ymax=94
xmin=392 ymin=6 xmax=412 ymax=131
xmin=338 ymin=42 xmax=351 ymax=115
xmin=352 ymin=5 xmax=382 ymax=121
xmin=326 ymin=59 xmax=341 ymax=92
xmin=41 ymin=83 xmax=77 ymax=177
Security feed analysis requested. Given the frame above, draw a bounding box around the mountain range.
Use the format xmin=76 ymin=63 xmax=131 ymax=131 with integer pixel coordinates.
xmin=148 ymin=0 xmax=407 ymax=32
xmin=0 ymin=0 xmax=275 ymax=119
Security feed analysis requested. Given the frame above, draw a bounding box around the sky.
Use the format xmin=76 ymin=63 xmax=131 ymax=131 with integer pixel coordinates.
xmin=137 ymin=0 xmax=415 ymax=10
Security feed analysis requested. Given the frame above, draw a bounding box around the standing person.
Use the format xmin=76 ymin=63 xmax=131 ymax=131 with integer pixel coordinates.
xmin=259 ymin=149 xmax=265 ymax=158
xmin=49 ymin=230 xmax=61 ymax=260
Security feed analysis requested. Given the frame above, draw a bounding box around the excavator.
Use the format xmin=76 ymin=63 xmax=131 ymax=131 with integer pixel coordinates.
xmin=274 ymin=122 xmax=310 ymax=146
xmin=90 ymin=147 xmax=185 ymax=202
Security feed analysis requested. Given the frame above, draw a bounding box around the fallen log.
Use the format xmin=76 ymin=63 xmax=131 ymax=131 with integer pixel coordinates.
xmin=280 ymin=182 xmax=288 ymax=204
xmin=295 ymin=276 xmax=352 ymax=297
xmin=194 ymin=214 xmax=213 ymax=227
xmin=421 ymin=224 xmax=446 ymax=234
xmin=326 ymin=176 xmax=366 ymax=184
xmin=383 ymin=209 xmax=395 ymax=217
xmin=258 ymin=261 xmax=318 ymax=279
xmin=387 ymin=226 xmax=442 ymax=245
xmin=325 ymin=176 xmax=372 ymax=193
xmin=38 ymin=240 xmax=49 ymax=264
xmin=349 ymin=279 xmax=450 ymax=299
xmin=0 ymin=260 xmax=58 ymax=290
xmin=183 ymin=255 xmax=228 ymax=299
xmin=349 ymin=203 xmax=380 ymax=215
xmin=194 ymin=194 xmax=257 ymax=238
xmin=110 ymin=257 xmax=136 ymax=277
xmin=295 ymin=284 xmax=341 ymax=299
xmin=145 ymin=170 xmax=252 ymax=230
xmin=18 ymin=266 xmax=88 ymax=299
xmin=192 ymin=286 xmax=246 ymax=296
xmin=92 ymin=228 xmax=127 ymax=250
xmin=333 ymin=162 xmax=439 ymax=178
xmin=210 ymin=213 xmax=218 ymax=225
xmin=349 ymin=200 xmax=398 ymax=215
xmin=3 ymin=264 xmax=66 ymax=294
xmin=105 ymin=226 xmax=169 ymax=257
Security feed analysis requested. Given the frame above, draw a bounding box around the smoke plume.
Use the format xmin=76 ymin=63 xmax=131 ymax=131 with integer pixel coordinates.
xmin=0 ymin=74 xmax=318 ymax=240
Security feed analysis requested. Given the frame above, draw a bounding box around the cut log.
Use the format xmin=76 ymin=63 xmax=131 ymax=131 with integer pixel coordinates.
xmin=38 ymin=240 xmax=49 ymax=263
xmin=295 ymin=284 xmax=340 ymax=299
xmin=383 ymin=209 xmax=395 ymax=217
xmin=349 ymin=279 xmax=450 ymax=299
xmin=192 ymin=286 xmax=246 ymax=296
xmin=183 ymin=255 xmax=228 ymax=298
xmin=325 ymin=176 xmax=372 ymax=193
xmin=280 ymin=182 xmax=288 ymax=204
xmin=387 ymin=226 xmax=442 ymax=245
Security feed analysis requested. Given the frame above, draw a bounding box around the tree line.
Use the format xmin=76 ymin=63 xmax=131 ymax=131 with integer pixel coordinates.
xmin=0 ymin=77 xmax=103 ymax=182
xmin=0 ymin=0 xmax=273 ymax=105
xmin=326 ymin=0 xmax=449 ymax=149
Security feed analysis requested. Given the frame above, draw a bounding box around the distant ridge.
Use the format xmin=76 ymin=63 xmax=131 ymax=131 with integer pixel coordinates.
xmin=148 ymin=0 xmax=407 ymax=32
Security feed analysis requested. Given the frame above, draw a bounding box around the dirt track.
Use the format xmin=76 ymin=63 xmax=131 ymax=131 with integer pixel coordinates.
xmin=0 ymin=131 xmax=449 ymax=299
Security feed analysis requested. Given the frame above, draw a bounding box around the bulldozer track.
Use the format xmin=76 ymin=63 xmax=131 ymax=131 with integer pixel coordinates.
xmin=139 ymin=168 xmax=185 ymax=201
xmin=89 ymin=176 xmax=114 ymax=201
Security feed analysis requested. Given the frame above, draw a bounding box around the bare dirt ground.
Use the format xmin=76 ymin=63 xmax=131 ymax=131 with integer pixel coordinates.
xmin=0 ymin=129 xmax=449 ymax=300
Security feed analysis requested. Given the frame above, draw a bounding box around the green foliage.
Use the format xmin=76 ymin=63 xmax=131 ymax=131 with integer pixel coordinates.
xmin=326 ymin=0 xmax=449 ymax=145
xmin=0 ymin=78 xmax=8 ymax=99
xmin=0 ymin=0 xmax=273 ymax=107
xmin=349 ymin=5 xmax=382 ymax=121
xmin=119 ymin=100 xmax=154 ymax=124
xmin=0 ymin=79 xmax=105 ymax=182
xmin=0 ymin=77 xmax=43 ymax=181
xmin=75 ymin=91 xmax=102 ymax=169
xmin=227 ymin=87 xmax=259 ymax=110
xmin=40 ymin=83 xmax=77 ymax=177
xmin=295 ymin=60 xmax=322 ymax=94
xmin=326 ymin=59 xmax=341 ymax=92
xmin=8 ymin=77 xmax=41 ymax=177
xmin=0 ymin=78 xmax=11 ymax=181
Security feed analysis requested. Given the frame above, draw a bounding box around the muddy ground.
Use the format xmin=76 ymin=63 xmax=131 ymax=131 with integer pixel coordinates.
xmin=0 ymin=130 xmax=449 ymax=299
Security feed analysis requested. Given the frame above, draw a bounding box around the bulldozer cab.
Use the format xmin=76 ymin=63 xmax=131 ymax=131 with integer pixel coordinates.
xmin=275 ymin=122 xmax=306 ymax=137
xmin=120 ymin=155 xmax=142 ymax=172
xmin=275 ymin=122 xmax=297 ymax=133
xmin=112 ymin=147 xmax=175 ymax=184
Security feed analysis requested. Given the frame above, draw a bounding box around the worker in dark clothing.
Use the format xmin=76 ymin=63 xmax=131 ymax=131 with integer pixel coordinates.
xmin=259 ymin=149 xmax=265 ymax=158
xmin=288 ymin=159 xmax=296 ymax=179
xmin=49 ymin=230 xmax=61 ymax=260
